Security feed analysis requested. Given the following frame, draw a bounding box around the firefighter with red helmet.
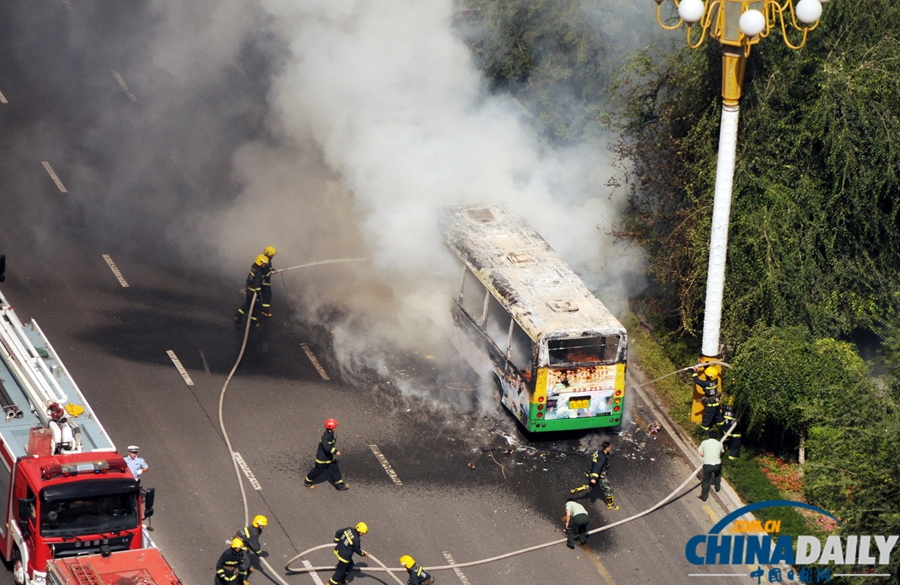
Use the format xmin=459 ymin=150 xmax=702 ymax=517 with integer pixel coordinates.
xmin=305 ymin=419 xmax=348 ymax=490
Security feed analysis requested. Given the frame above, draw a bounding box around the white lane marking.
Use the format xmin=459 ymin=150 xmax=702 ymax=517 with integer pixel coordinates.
xmin=166 ymin=350 xmax=194 ymax=386
xmin=42 ymin=161 xmax=68 ymax=193
xmin=102 ymin=254 xmax=130 ymax=287
xmin=441 ymin=551 xmax=472 ymax=585
xmin=299 ymin=343 xmax=329 ymax=380
xmin=111 ymin=70 xmax=138 ymax=102
xmin=232 ymin=452 xmax=262 ymax=490
xmin=368 ymin=445 xmax=402 ymax=486
xmin=301 ymin=560 xmax=325 ymax=585
xmin=0 ymin=90 xmax=7 ymax=104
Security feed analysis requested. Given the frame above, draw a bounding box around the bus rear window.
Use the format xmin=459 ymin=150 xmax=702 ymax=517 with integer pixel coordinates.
xmin=548 ymin=336 xmax=620 ymax=365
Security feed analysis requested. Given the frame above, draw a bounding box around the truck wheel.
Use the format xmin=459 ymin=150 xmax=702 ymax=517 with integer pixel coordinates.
xmin=12 ymin=547 xmax=26 ymax=585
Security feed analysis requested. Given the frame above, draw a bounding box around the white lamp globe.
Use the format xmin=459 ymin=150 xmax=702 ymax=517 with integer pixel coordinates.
xmin=739 ymin=10 xmax=766 ymax=37
xmin=795 ymin=0 xmax=823 ymax=24
xmin=678 ymin=0 xmax=705 ymax=24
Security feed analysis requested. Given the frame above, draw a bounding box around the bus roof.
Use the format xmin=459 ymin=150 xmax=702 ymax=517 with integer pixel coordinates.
xmin=440 ymin=204 xmax=626 ymax=343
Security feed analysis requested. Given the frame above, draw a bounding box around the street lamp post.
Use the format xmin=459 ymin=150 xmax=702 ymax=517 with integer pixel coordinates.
xmin=652 ymin=0 xmax=830 ymax=423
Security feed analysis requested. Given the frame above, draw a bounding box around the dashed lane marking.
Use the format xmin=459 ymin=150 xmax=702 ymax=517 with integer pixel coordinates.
xmin=0 ymin=90 xmax=7 ymax=104
xmin=368 ymin=445 xmax=402 ymax=486
xmin=582 ymin=543 xmax=617 ymax=585
xmin=102 ymin=254 xmax=129 ymax=287
xmin=232 ymin=452 xmax=262 ymax=490
xmin=166 ymin=350 xmax=194 ymax=386
xmin=299 ymin=343 xmax=329 ymax=380
xmin=703 ymin=505 xmax=719 ymax=522
xmin=111 ymin=70 xmax=138 ymax=102
xmin=42 ymin=161 xmax=68 ymax=193
xmin=301 ymin=560 xmax=325 ymax=585
xmin=441 ymin=551 xmax=472 ymax=585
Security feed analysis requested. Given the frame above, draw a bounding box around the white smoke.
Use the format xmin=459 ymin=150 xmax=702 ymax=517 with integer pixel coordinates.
xmin=205 ymin=0 xmax=645 ymax=369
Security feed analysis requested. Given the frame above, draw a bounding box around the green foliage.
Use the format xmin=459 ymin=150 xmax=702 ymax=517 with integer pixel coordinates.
xmin=728 ymin=326 xmax=865 ymax=440
xmin=466 ymin=0 xmax=655 ymax=144
xmin=607 ymin=0 xmax=900 ymax=344
xmin=721 ymin=453 xmax=811 ymax=539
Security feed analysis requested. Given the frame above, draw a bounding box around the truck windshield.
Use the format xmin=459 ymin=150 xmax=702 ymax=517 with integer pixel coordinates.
xmin=40 ymin=480 xmax=140 ymax=537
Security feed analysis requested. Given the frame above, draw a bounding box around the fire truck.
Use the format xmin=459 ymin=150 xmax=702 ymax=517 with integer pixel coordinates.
xmin=0 ymin=284 xmax=160 ymax=585
xmin=45 ymin=548 xmax=182 ymax=585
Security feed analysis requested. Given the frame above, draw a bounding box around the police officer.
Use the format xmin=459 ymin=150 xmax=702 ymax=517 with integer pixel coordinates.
xmin=723 ymin=402 xmax=742 ymax=459
xmin=234 ymin=255 xmax=269 ymax=327
xmin=400 ymin=555 xmax=434 ymax=585
xmin=260 ymin=246 xmax=277 ymax=318
xmin=693 ymin=365 xmax=724 ymax=431
xmin=569 ymin=441 xmax=619 ymax=510
xmin=124 ymin=445 xmax=148 ymax=482
xmin=304 ymin=419 xmax=348 ymax=490
xmin=329 ymin=522 xmax=369 ymax=585
xmin=216 ymin=538 xmax=248 ymax=585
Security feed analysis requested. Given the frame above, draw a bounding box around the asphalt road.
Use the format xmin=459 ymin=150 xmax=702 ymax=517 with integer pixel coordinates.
xmin=0 ymin=2 xmax=746 ymax=585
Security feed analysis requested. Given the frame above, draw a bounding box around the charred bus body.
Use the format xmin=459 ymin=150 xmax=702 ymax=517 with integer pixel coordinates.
xmin=441 ymin=204 xmax=627 ymax=432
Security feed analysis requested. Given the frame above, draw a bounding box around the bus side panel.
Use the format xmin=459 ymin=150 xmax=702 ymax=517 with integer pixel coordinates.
xmin=449 ymin=309 xmax=495 ymax=378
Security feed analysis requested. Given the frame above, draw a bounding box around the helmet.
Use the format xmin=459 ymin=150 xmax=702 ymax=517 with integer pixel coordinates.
xmin=704 ymin=365 xmax=720 ymax=379
xmin=355 ymin=522 xmax=368 ymax=534
xmin=264 ymin=246 xmax=277 ymax=257
xmin=399 ymin=555 xmax=415 ymax=569
xmin=255 ymin=254 xmax=269 ymax=266
xmin=127 ymin=445 xmax=139 ymax=452
xmin=324 ymin=418 xmax=338 ymax=430
xmin=253 ymin=515 xmax=268 ymax=528
xmin=231 ymin=537 xmax=244 ymax=549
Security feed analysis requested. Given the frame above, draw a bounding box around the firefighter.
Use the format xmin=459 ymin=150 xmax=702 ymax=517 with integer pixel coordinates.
xmin=234 ymin=514 xmax=267 ymax=578
xmin=693 ymin=365 xmax=724 ymax=431
xmin=304 ymin=419 xmax=348 ymax=490
xmin=234 ymin=255 xmax=269 ymax=327
xmin=569 ymin=441 xmax=619 ymax=510
xmin=400 ymin=555 xmax=435 ymax=585
xmin=329 ymin=522 xmax=369 ymax=585
xmin=723 ymin=402 xmax=742 ymax=460
xmin=260 ymin=246 xmax=277 ymax=318
xmin=216 ymin=538 xmax=248 ymax=585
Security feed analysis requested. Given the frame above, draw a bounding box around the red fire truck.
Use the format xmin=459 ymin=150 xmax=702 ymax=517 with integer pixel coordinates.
xmin=46 ymin=548 xmax=182 ymax=585
xmin=0 ymin=287 xmax=158 ymax=585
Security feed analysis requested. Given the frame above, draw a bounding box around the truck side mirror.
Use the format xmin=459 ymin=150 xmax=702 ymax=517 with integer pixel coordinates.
xmin=16 ymin=499 xmax=30 ymax=536
xmin=141 ymin=487 xmax=155 ymax=519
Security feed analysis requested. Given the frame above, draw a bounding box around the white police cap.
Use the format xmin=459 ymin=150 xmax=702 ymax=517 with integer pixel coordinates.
xmin=127 ymin=445 xmax=139 ymax=451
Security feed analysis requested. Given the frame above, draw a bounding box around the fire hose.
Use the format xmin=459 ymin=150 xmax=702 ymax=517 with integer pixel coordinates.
xmin=219 ymin=259 xmax=737 ymax=582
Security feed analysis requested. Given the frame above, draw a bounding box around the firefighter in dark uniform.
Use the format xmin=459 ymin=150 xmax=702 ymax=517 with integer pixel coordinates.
xmin=234 ymin=255 xmax=269 ymax=327
xmin=234 ymin=514 xmax=267 ymax=578
xmin=722 ymin=402 xmax=742 ymax=459
xmin=569 ymin=441 xmax=619 ymax=510
xmin=260 ymin=246 xmax=277 ymax=318
xmin=216 ymin=538 xmax=248 ymax=585
xmin=329 ymin=522 xmax=369 ymax=585
xmin=304 ymin=419 xmax=348 ymax=490
xmin=693 ymin=365 xmax=724 ymax=431
xmin=400 ymin=555 xmax=435 ymax=585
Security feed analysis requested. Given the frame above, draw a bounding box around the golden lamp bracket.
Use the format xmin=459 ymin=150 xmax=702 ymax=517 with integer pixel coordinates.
xmin=656 ymin=0 xmax=822 ymax=58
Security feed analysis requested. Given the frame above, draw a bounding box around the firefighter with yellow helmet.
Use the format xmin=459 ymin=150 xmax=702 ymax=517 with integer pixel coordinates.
xmin=216 ymin=538 xmax=248 ymax=585
xmin=234 ymin=254 xmax=269 ymax=327
xmin=329 ymin=522 xmax=369 ymax=585
xmin=693 ymin=364 xmax=724 ymax=431
xmin=260 ymin=246 xmax=277 ymax=317
xmin=233 ymin=514 xmax=268 ymax=581
xmin=400 ymin=555 xmax=435 ymax=585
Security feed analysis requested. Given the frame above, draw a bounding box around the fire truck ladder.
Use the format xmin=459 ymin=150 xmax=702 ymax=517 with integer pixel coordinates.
xmin=0 ymin=291 xmax=71 ymax=425
xmin=67 ymin=557 xmax=106 ymax=585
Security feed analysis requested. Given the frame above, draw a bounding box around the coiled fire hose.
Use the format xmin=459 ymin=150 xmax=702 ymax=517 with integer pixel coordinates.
xmin=219 ymin=262 xmax=737 ymax=582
